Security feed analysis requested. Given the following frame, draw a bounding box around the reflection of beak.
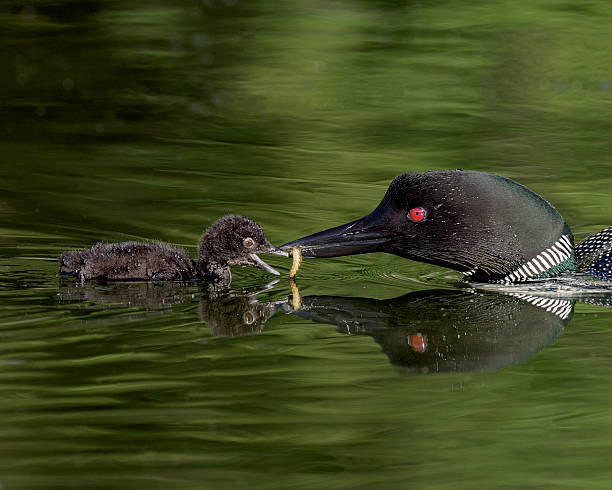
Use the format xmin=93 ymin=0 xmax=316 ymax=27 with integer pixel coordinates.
xmin=248 ymin=244 xmax=289 ymax=276
xmin=281 ymin=209 xmax=391 ymax=258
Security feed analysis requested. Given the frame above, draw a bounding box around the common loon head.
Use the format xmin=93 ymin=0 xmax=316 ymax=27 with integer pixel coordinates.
xmin=199 ymin=215 xmax=288 ymax=276
xmin=282 ymin=170 xmax=575 ymax=282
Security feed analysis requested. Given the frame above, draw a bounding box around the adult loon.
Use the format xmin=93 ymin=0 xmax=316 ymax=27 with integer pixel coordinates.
xmin=282 ymin=170 xmax=611 ymax=283
xmin=59 ymin=215 xmax=287 ymax=284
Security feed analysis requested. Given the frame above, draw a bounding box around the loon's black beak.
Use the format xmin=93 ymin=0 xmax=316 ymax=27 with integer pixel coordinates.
xmin=281 ymin=209 xmax=392 ymax=258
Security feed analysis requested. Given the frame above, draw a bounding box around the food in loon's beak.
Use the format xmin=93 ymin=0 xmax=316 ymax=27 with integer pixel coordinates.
xmin=289 ymin=247 xmax=302 ymax=279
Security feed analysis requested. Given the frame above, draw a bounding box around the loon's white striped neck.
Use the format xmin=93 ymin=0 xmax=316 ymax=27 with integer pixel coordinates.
xmin=464 ymin=234 xmax=576 ymax=283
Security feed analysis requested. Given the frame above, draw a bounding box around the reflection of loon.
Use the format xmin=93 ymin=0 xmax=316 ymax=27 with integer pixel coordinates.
xmin=292 ymin=289 xmax=574 ymax=374
xmin=282 ymin=171 xmax=612 ymax=282
xmin=58 ymin=279 xmax=612 ymax=373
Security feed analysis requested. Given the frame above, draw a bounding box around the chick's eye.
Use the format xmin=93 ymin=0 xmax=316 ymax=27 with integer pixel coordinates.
xmin=408 ymin=207 xmax=427 ymax=222
xmin=243 ymin=237 xmax=255 ymax=248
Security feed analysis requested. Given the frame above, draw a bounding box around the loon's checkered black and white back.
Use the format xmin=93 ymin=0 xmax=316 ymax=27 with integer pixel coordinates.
xmin=576 ymin=226 xmax=612 ymax=280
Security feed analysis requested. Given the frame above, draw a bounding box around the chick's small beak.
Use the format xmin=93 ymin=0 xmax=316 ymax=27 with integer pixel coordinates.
xmin=248 ymin=253 xmax=280 ymax=275
xmin=248 ymin=242 xmax=289 ymax=275
xmin=257 ymin=240 xmax=290 ymax=258
xmin=265 ymin=248 xmax=290 ymax=257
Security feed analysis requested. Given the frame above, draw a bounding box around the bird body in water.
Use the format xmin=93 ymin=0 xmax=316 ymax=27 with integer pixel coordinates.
xmin=575 ymin=225 xmax=612 ymax=281
xmin=282 ymin=170 xmax=611 ymax=283
xmin=59 ymin=215 xmax=286 ymax=285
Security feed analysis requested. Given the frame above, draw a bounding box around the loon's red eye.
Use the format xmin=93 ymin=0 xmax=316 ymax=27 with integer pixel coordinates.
xmin=408 ymin=207 xmax=427 ymax=222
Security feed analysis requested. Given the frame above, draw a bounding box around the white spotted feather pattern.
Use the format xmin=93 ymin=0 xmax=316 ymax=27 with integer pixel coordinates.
xmin=576 ymin=226 xmax=612 ymax=280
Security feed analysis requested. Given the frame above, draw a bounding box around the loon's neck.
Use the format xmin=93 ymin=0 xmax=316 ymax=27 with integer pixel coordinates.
xmin=466 ymin=233 xmax=576 ymax=283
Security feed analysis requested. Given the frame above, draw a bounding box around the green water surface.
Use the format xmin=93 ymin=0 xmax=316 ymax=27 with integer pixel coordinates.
xmin=1 ymin=1 xmax=612 ymax=488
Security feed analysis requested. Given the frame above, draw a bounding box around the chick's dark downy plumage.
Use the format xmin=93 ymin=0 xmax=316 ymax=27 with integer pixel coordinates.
xmin=59 ymin=241 xmax=198 ymax=282
xmin=197 ymin=215 xmax=281 ymax=279
xmin=59 ymin=215 xmax=285 ymax=285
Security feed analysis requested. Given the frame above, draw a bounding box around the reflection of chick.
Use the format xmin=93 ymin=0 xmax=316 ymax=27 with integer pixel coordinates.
xmin=58 ymin=281 xmax=190 ymax=309
xmin=59 ymin=215 xmax=287 ymax=285
xmin=200 ymin=294 xmax=281 ymax=337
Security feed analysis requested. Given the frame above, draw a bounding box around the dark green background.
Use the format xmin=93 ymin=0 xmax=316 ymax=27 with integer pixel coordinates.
xmin=1 ymin=1 xmax=612 ymax=488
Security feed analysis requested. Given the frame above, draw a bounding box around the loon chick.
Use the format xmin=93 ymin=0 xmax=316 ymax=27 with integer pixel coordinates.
xmin=59 ymin=215 xmax=286 ymax=284
xmin=282 ymin=170 xmax=610 ymax=283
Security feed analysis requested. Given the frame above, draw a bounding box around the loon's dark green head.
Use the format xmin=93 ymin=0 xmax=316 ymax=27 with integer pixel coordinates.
xmin=282 ymin=170 xmax=575 ymax=282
